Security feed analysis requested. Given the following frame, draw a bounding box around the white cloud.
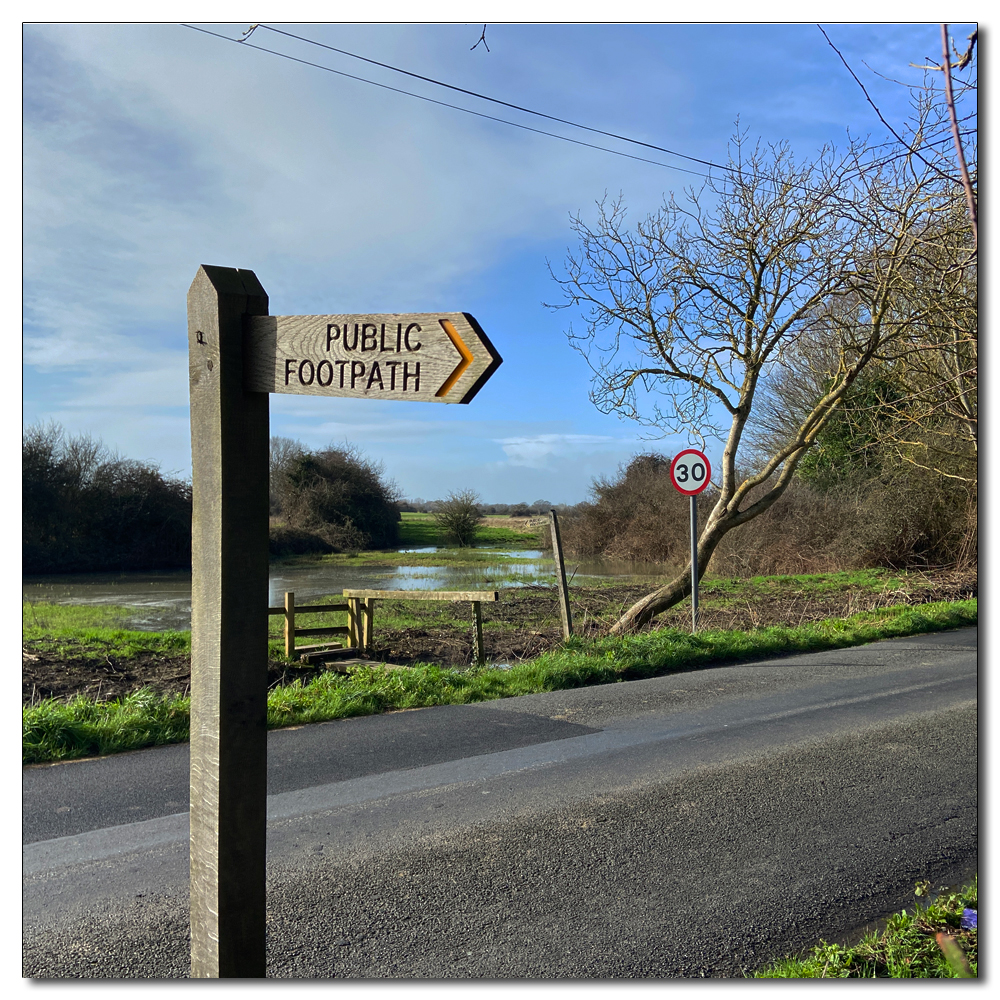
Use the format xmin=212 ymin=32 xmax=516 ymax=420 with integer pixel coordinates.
xmin=497 ymin=433 xmax=634 ymax=468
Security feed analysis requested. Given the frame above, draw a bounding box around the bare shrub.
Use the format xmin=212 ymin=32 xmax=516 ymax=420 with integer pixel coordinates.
xmin=562 ymin=450 xmax=977 ymax=579
xmin=273 ymin=444 xmax=400 ymax=551
xmin=846 ymin=465 xmax=976 ymax=569
xmin=561 ymin=454 xmax=692 ymax=563
xmin=432 ymin=489 xmax=483 ymax=547
xmin=708 ymin=481 xmax=853 ymax=577
xmin=23 ymin=423 xmax=192 ymax=573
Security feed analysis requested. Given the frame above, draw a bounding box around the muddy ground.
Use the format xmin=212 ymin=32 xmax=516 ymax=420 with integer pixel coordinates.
xmin=22 ymin=569 xmax=976 ymax=706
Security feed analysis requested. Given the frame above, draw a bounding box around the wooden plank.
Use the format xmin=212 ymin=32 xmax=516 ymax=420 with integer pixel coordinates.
xmin=342 ymin=589 xmax=499 ymax=602
xmin=188 ymin=264 xmax=269 ymax=979
xmin=268 ymin=603 xmax=349 ymax=615
xmin=292 ymin=642 xmax=352 ymax=654
xmin=293 ymin=625 xmax=352 ymax=638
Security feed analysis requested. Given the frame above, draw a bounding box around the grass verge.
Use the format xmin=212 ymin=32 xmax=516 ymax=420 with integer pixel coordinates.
xmin=753 ymin=878 xmax=978 ymax=977
xmin=23 ymin=598 xmax=975 ymax=765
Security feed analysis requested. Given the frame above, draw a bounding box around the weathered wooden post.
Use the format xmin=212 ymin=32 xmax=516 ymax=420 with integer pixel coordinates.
xmin=284 ymin=591 xmax=296 ymax=660
xmin=361 ymin=598 xmax=374 ymax=654
xmin=472 ymin=600 xmax=485 ymax=665
xmin=347 ymin=597 xmax=361 ymax=650
xmin=188 ymin=265 xmax=270 ymax=978
xmin=187 ymin=278 xmax=502 ymax=978
xmin=549 ymin=509 xmax=573 ymax=639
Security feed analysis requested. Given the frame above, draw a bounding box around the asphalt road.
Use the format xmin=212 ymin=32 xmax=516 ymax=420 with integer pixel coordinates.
xmin=23 ymin=627 xmax=978 ymax=978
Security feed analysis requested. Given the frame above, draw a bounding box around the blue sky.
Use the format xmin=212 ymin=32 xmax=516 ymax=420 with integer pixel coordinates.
xmin=22 ymin=15 xmax=976 ymax=504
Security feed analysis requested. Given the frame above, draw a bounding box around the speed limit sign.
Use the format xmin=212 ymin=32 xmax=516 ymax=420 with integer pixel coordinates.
xmin=670 ymin=449 xmax=711 ymax=495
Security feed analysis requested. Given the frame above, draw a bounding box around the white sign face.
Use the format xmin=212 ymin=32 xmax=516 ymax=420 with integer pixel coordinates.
xmin=670 ymin=449 xmax=711 ymax=495
xmin=244 ymin=313 xmax=502 ymax=404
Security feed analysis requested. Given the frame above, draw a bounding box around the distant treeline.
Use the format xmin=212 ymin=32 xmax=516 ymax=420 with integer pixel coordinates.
xmin=401 ymin=499 xmax=579 ymax=517
xmin=558 ymin=450 xmax=977 ymax=575
xmin=22 ymin=425 xmax=589 ymax=574
xmin=22 ymin=428 xmax=408 ymax=573
xmin=23 ymin=424 xmax=192 ymax=574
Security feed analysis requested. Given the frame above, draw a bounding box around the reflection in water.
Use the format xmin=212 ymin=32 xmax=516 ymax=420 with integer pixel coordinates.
xmin=22 ymin=552 xmax=664 ymax=632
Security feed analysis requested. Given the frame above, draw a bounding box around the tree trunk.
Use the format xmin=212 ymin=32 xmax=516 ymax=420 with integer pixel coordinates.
xmin=609 ymin=523 xmax=729 ymax=634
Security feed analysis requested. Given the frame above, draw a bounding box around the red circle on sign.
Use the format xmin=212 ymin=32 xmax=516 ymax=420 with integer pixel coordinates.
xmin=670 ymin=449 xmax=711 ymax=495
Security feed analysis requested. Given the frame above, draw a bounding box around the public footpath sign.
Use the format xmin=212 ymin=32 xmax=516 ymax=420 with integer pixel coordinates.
xmin=187 ymin=266 xmax=502 ymax=978
xmin=245 ymin=313 xmax=501 ymax=404
xmin=670 ymin=449 xmax=711 ymax=633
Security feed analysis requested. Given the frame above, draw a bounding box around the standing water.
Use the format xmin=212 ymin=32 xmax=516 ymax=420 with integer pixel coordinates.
xmin=22 ymin=550 xmax=664 ymax=632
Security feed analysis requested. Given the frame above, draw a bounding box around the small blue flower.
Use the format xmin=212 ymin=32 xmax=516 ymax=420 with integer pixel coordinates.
xmin=961 ymin=908 xmax=977 ymax=930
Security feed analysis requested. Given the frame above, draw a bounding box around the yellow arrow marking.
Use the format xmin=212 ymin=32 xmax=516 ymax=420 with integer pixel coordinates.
xmin=435 ymin=319 xmax=474 ymax=397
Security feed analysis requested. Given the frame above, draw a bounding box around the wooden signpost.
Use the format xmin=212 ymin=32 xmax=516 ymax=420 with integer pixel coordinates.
xmin=187 ymin=266 xmax=501 ymax=978
xmin=669 ymin=449 xmax=711 ymax=634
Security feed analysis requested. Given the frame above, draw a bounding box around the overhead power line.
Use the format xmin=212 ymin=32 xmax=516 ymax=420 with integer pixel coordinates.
xmin=181 ymin=22 xmax=964 ymax=195
xmin=252 ymin=23 xmax=728 ymax=174
xmin=180 ymin=23 xmax=712 ymax=178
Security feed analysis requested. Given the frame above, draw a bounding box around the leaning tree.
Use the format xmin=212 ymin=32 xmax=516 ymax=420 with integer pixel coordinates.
xmin=550 ymin=132 xmax=946 ymax=633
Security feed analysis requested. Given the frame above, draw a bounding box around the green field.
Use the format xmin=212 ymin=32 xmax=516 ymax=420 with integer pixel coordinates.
xmin=396 ymin=511 xmax=542 ymax=549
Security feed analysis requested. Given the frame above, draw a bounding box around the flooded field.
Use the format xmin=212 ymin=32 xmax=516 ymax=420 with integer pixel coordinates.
xmin=22 ymin=549 xmax=665 ymax=632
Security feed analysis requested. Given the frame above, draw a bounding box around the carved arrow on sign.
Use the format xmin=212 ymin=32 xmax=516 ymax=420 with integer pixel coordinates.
xmin=244 ymin=312 xmax=501 ymax=404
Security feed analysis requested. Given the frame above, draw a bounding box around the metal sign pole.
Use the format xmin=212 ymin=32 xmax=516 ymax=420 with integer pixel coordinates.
xmin=690 ymin=495 xmax=699 ymax=633
xmin=188 ymin=266 xmax=270 ymax=978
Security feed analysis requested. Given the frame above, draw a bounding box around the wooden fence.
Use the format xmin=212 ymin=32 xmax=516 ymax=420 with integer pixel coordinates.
xmin=269 ymin=589 xmax=499 ymax=664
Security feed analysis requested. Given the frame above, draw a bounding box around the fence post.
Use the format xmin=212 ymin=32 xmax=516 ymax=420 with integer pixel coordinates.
xmin=284 ymin=591 xmax=296 ymax=659
xmin=549 ymin=509 xmax=573 ymax=639
xmin=347 ymin=597 xmax=360 ymax=649
xmin=361 ymin=599 xmax=374 ymax=655
xmin=472 ymin=601 xmax=485 ymax=665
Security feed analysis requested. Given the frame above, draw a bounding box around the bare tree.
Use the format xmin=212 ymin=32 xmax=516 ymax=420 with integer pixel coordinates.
xmin=269 ymin=435 xmax=305 ymax=514
xmin=550 ymin=132 xmax=946 ymax=633
xmin=818 ymin=24 xmax=977 ymax=483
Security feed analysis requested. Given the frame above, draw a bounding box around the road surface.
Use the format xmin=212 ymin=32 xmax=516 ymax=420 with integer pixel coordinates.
xmin=23 ymin=627 xmax=977 ymax=978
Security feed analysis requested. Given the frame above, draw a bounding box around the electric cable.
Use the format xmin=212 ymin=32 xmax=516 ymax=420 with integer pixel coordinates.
xmin=180 ymin=23 xmax=969 ymax=196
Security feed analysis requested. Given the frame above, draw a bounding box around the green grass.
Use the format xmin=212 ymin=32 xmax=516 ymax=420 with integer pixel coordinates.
xmin=753 ymin=878 xmax=977 ymax=977
xmin=23 ymin=602 xmax=191 ymax=662
xmin=23 ymin=597 xmax=976 ymax=764
xmin=397 ymin=512 xmax=444 ymax=547
xmin=23 ymin=688 xmax=192 ymax=763
xmin=703 ymin=567 xmax=917 ymax=597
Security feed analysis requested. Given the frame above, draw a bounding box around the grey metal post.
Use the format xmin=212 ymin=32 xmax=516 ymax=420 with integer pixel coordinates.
xmin=690 ymin=495 xmax=699 ymax=633
xmin=549 ymin=509 xmax=573 ymax=639
xmin=188 ymin=265 xmax=270 ymax=978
